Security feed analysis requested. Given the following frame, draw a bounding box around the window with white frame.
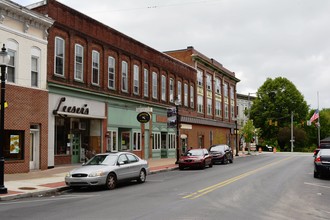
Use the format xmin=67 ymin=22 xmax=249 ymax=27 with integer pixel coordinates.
xmin=224 ymin=82 xmax=228 ymax=97
xmin=207 ymin=98 xmax=212 ymax=115
xmin=168 ymin=134 xmax=176 ymax=149
xmin=55 ymin=37 xmax=65 ymax=76
xmin=169 ymin=78 xmax=174 ymax=102
xmin=152 ymin=72 xmax=158 ymax=99
xmin=121 ymin=61 xmax=128 ymax=92
xmin=152 ymin=132 xmax=161 ymax=150
xmin=108 ymin=56 xmax=115 ymax=89
xmin=184 ymin=83 xmax=188 ymax=106
xmin=215 ymin=77 xmax=221 ymax=94
xmin=31 ymin=57 xmax=39 ymax=87
xmin=225 ymin=103 xmax=229 ymax=119
xmin=92 ymin=50 xmax=99 ymax=85
xmin=133 ymin=132 xmax=141 ymax=151
xmin=74 ymin=44 xmax=83 ymax=81
xmin=133 ymin=65 xmax=139 ymax=94
xmin=7 ymin=43 xmax=17 ymax=83
xmin=198 ymin=95 xmax=203 ymax=113
xmin=107 ymin=130 xmax=118 ymax=152
xmin=216 ymin=100 xmax=222 ymax=117
xmin=197 ymin=69 xmax=203 ymax=86
xmin=190 ymin=85 xmax=194 ymax=108
xmin=161 ymin=75 xmax=166 ymax=101
xmin=144 ymin=68 xmax=149 ymax=97
xmin=230 ymin=85 xmax=235 ymax=118
xmin=206 ymin=74 xmax=212 ymax=91
xmin=177 ymin=81 xmax=182 ymax=104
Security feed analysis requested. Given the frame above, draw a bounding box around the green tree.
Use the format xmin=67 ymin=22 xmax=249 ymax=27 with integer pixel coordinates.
xmin=240 ymin=119 xmax=256 ymax=154
xmin=250 ymin=77 xmax=309 ymax=150
xmin=305 ymin=108 xmax=330 ymax=148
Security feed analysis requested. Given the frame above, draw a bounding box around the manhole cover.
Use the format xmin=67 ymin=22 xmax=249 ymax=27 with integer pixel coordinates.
xmin=18 ymin=187 xmax=37 ymax=190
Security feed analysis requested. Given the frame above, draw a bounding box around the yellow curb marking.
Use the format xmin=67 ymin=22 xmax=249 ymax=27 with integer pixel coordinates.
xmin=183 ymin=157 xmax=292 ymax=200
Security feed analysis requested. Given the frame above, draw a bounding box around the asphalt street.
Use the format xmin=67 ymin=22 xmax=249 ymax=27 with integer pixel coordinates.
xmin=0 ymin=152 xmax=329 ymax=220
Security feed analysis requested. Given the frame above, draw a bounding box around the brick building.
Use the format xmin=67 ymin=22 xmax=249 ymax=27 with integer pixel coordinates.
xmin=30 ymin=0 xmax=197 ymax=166
xmin=165 ymin=47 xmax=240 ymax=152
xmin=0 ymin=0 xmax=53 ymax=173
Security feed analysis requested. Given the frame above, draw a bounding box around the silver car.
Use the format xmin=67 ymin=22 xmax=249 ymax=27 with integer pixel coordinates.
xmin=65 ymin=152 xmax=149 ymax=190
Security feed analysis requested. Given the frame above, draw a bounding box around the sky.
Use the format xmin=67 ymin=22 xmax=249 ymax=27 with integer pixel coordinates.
xmin=15 ymin=0 xmax=330 ymax=110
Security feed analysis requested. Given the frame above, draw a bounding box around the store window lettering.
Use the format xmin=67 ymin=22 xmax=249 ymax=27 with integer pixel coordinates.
xmin=53 ymin=97 xmax=89 ymax=115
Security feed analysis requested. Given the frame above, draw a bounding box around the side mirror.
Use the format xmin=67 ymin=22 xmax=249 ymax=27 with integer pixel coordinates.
xmin=118 ymin=161 xmax=124 ymax=166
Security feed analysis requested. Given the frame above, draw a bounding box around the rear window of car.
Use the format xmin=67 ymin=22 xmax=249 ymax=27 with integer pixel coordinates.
xmin=210 ymin=145 xmax=225 ymax=152
xmin=320 ymin=143 xmax=330 ymax=149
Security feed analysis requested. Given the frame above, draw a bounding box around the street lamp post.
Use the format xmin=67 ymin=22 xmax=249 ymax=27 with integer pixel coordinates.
xmin=235 ymin=119 xmax=239 ymax=156
xmin=0 ymin=44 xmax=10 ymax=194
xmin=175 ymin=98 xmax=180 ymax=162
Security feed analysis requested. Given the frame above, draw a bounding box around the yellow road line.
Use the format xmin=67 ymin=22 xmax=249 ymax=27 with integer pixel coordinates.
xmin=183 ymin=156 xmax=292 ymax=200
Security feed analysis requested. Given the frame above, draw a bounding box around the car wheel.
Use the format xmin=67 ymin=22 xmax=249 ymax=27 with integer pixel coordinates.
xmin=105 ymin=173 xmax=117 ymax=190
xmin=209 ymin=161 xmax=213 ymax=168
xmin=137 ymin=169 xmax=146 ymax=183
xmin=179 ymin=165 xmax=185 ymax=170
xmin=229 ymin=156 xmax=233 ymax=163
xmin=313 ymin=171 xmax=319 ymax=178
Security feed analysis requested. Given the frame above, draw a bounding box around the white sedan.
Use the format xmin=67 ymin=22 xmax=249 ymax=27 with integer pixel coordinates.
xmin=65 ymin=152 xmax=149 ymax=190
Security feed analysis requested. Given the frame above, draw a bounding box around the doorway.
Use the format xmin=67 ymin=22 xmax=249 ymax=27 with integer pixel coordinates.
xmin=30 ymin=125 xmax=40 ymax=170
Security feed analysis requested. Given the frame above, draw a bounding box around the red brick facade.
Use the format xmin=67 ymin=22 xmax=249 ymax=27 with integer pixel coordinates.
xmin=4 ymin=85 xmax=48 ymax=174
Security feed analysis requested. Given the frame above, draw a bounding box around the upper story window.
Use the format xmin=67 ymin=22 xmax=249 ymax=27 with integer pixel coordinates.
xmin=230 ymin=85 xmax=235 ymax=100
xmin=55 ymin=37 xmax=65 ymax=76
xmin=190 ymin=85 xmax=194 ymax=108
xmin=169 ymin=78 xmax=174 ymax=103
xmin=31 ymin=47 xmax=41 ymax=88
xmin=197 ymin=95 xmax=203 ymax=113
xmin=7 ymin=50 xmax=16 ymax=83
xmin=184 ymin=83 xmax=188 ymax=107
xmin=133 ymin=65 xmax=139 ymax=95
xmin=207 ymin=98 xmax=212 ymax=115
xmin=224 ymin=82 xmax=228 ymax=98
xmin=152 ymin=72 xmax=158 ymax=99
xmin=6 ymin=40 xmax=18 ymax=83
xmin=216 ymin=100 xmax=222 ymax=117
xmin=74 ymin=44 xmax=84 ymax=81
xmin=177 ymin=81 xmax=182 ymax=104
xmin=161 ymin=75 xmax=166 ymax=101
xmin=108 ymin=56 xmax=115 ymax=89
xmin=197 ymin=69 xmax=203 ymax=86
xmin=206 ymin=74 xmax=212 ymax=91
xmin=144 ymin=68 xmax=148 ymax=97
xmin=31 ymin=56 xmax=39 ymax=87
xmin=121 ymin=61 xmax=128 ymax=92
xmin=92 ymin=50 xmax=99 ymax=85
xmin=215 ymin=77 xmax=221 ymax=94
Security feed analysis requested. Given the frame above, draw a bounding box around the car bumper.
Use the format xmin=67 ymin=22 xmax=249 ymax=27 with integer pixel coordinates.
xmin=314 ymin=163 xmax=330 ymax=176
xmin=65 ymin=176 xmax=107 ymax=187
xmin=211 ymin=156 xmax=225 ymax=163
xmin=178 ymin=161 xmax=203 ymax=167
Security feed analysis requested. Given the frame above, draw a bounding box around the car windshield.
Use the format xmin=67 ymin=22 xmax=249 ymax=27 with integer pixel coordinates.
xmin=210 ymin=145 xmax=225 ymax=152
xmin=84 ymin=154 xmax=118 ymax=166
xmin=185 ymin=149 xmax=203 ymax=156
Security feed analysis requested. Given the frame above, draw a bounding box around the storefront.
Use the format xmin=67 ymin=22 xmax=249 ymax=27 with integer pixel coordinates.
xmin=48 ymin=94 xmax=106 ymax=167
xmin=106 ymin=99 xmax=176 ymax=159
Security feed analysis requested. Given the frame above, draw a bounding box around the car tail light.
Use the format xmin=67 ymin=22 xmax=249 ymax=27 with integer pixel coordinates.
xmin=315 ymin=156 xmax=321 ymax=163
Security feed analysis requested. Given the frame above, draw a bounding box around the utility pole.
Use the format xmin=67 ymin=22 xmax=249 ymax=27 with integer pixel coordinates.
xmin=290 ymin=111 xmax=294 ymax=152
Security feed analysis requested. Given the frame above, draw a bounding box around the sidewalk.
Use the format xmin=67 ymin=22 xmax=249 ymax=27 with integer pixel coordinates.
xmin=0 ymin=152 xmax=256 ymax=201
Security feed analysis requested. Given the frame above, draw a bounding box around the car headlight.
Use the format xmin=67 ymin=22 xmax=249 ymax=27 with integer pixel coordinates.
xmin=88 ymin=170 xmax=106 ymax=177
xmin=65 ymin=173 xmax=71 ymax=178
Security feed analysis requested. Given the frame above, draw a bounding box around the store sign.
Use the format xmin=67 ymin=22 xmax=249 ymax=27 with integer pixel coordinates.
xmin=137 ymin=112 xmax=150 ymax=123
xmin=53 ymin=97 xmax=89 ymax=115
xmin=136 ymin=107 xmax=153 ymax=113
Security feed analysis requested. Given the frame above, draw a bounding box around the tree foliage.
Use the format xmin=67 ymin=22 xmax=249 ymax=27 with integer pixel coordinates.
xmin=305 ymin=108 xmax=330 ymax=147
xmin=240 ymin=119 xmax=256 ymax=153
xmin=249 ymin=77 xmax=309 ymax=150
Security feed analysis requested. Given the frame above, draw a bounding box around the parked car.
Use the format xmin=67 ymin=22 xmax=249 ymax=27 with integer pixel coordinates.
xmin=65 ymin=152 xmax=149 ymax=190
xmin=178 ymin=148 xmax=213 ymax=170
xmin=314 ymin=149 xmax=330 ymax=178
xmin=209 ymin=144 xmax=233 ymax=164
xmin=313 ymin=143 xmax=330 ymax=157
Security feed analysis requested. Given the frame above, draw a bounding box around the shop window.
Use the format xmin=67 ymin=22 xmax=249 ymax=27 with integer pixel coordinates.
xmin=152 ymin=132 xmax=161 ymax=150
xmin=3 ymin=130 xmax=25 ymax=160
xmin=133 ymin=132 xmax=141 ymax=151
